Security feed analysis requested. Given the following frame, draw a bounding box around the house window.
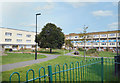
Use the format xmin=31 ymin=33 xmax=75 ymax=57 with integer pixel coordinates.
xmin=26 ymin=35 xmax=31 ymax=37
xmin=4 ymin=45 xmax=11 ymax=48
xmin=103 ymin=47 xmax=106 ymax=49
xmin=94 ymin=40 xmax=99 ymax=42
xmin=87 ymin=35 xmax=92 ymax=38
xmin=80 ymin=36 xmax=84 ymax=38
xmin=110 ymin=43 xmax=115 ymax=45
xmin=109 ymin=33 xmax=115 ymax=36
xmin=17 ymin=39 xmax=22 ymax=42
xmin=5 ymin=39 xmax=12 ymax=42
xmin=101 ymin=34 xmax=106 ymax=37
xmin=26 ymin=40 xmax=31 ymax=43
xmin=26 ymin=45 xmax=32 ymax=48
xmin=75 ymin=43 xmax=77 ymax=45
xmin=110 ymin=47 xmax=113 ymax=49
xmin=94 ymin=43 xmax=98 ymax=45
xmin=75 ymin=36 xmax=78 ymax=38
xmin=101 ymin=43 xmax=106 ymax=45
xmin=81 ymin=43 xmax=84 ymax=45
xmin=118 ymin=42 xmax=120 ymax=46
xmin=17 ymin=34 xmax=22 ymax=37
xmin=19 ymin=45 xmax=24 ymax=49
xmin=5 ymin=32 xmax=12 ymax=36
xmin=118 ymin=33 xmax=120 ymax=36
xmin=87 ymin=43 xmax=91 ymax=45
xmin=94 ymin=35 xmax=99 ymax=37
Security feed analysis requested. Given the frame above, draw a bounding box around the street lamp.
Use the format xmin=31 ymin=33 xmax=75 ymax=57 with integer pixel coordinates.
xmin=35 ymin=13 xmax=41 ymax=60
xmin=83 ymin=25 xmax=88 ymax=60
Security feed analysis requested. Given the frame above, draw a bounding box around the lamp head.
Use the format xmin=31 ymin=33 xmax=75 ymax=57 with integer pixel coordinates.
xmin=36 ymin=13 xmax=41 ymax=15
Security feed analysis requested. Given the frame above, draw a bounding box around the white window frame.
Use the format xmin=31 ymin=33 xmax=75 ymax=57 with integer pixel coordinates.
xmin=94 ymin=43 xmax=98 ymax=45
xmin=110 ymin=43 xmax=115 ymax=45
xmin=26 ymin=35 xmax=31 ymax=38
xmin=5 ymin=39 xmax=12 ymax=42
xmin=109 ymin=33 xmax=115 ymax=36
xmin=26 ymin=40 xmax=31 ymax=43
xmin=16 ymin=39 xmax=22 ymax=42
xmin=17 ymin=33 xmax=22 ymax=37
xmin=101 ymin=34 xmax=106 ymax=37
xmin=94 ymin=35 xmax=99 ymax=37
xmin=5 ymin=32 xmax=12 ymax=36
xmin=101 ymin=43 xmax=106 ymax=45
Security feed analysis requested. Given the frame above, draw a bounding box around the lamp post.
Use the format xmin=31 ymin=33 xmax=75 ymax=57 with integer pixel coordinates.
xmin=35 ymin=13 xmax=41 ymax=60
xmin=83 ymin=25 xmax=88 ymax=60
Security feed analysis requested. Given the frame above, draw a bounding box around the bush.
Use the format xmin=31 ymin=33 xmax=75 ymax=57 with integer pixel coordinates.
xmin=78 ymin=48 xmax=84 ymax=51
xmin=86 ymin=48 xmax=99 ymax=55
xmin=5 ymin=48 xmax=12 ymax=52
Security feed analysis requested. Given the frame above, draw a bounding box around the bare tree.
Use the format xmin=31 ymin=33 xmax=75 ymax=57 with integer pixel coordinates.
xmin=79 ymin=25 xmax=88 ymax=60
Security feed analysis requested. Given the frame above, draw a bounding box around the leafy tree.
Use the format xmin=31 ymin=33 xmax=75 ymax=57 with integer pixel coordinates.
xmin=65 ymin=39 xmax=73 ymax=52
xmin=37 ymin=23 xmax=65 ymax=53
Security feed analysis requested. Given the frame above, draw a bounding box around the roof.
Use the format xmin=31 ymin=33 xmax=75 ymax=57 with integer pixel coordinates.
xmin=0 ymin=27 xmax=36 ymax=33
xmin=66 ymin=30 xmax=120 ymax=36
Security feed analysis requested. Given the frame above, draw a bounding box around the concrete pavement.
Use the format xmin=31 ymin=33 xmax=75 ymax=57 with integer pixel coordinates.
xmin=2 ymin=54 xmax=59 ymax=72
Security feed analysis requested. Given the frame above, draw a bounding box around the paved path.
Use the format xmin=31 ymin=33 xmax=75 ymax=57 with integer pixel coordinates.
xmin=1 ymin=51 xmax=114 ymax=72
xmin=1 ymin=54 xmax=59 ymax=72
xmin=65 ymin=51 xmax=75 ymax=55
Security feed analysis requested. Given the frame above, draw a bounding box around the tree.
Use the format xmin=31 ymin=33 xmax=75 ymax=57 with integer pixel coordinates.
xmin=79 ymin=25 xmax=88 ymax=60
xmin=37 ymin=23 xmax=65 ymax=53
xmin=65 ymin=39 xmax=73 ymax=52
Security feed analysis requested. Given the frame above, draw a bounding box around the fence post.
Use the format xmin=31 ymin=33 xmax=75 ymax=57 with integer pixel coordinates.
xmin=48 ymin=65 xmax=53 ymax=83
xmin=101 ymin=57 xmax=103 ymax=83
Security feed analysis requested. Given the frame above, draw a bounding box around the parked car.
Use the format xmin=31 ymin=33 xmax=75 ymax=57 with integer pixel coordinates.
xmin=9 ymin=49 xmax=13 ymax=52
xmin=74 ymin=51 xmax=79 ymax=55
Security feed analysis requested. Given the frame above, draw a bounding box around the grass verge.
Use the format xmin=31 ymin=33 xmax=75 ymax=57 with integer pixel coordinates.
xmin=78 ymin=50 xmax=118 ymax=57
xmin=1 ymin=53 xmax=47 ymax=65
xmin=2 ymin=55 xmax=119 ymax=82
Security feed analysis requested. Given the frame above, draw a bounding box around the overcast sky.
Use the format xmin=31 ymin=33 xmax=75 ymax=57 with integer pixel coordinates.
xmin=1 ymin=1 xmax=119 ymax=34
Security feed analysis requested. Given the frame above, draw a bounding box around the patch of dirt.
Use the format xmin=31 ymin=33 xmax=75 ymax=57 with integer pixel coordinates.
xmin=90 ymin=53 xmax=99 ymax=57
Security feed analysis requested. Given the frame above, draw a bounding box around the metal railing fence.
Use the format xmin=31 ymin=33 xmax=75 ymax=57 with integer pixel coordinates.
xmin=9 ymin=57 xmax=120 ymax=83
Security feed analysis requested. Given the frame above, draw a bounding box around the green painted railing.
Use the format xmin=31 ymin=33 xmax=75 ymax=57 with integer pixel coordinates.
xmin=9 ymin=57 xmax=120 ymax=83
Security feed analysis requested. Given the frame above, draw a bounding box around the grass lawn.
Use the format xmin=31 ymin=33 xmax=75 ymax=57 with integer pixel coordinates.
xmin=12 ymin=49 xmax=33 ymax=52
xmin=2 ymin=55 xmax=119 ymax=82
xmin=78 ymin=50 xmax=118 ymax=57
xmin=1 ymin=49 xmax=71 ymax=65
xmin=12 ymin=48 xmax=72 ymax=55
xmin=38 ymin=49 xmax=72 ymax=55
xmin=1 ymin=53 xmax=47 ymax=65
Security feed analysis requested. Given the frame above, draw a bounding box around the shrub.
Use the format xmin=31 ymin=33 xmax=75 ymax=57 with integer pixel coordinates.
xmin=106 ymin=47 xmax=109 ymax=51
xmin=32 ymin=50 xmax=35 ymax=52
xmin=5 ymin=48 xmax=12 ymax=52
xmin=20 ymin=47 xmax=24 ymax=50
xmin=78 ymin=48 xmax=84 ymax=51
xmin=86 ymin=48 xmax=99 ymax=55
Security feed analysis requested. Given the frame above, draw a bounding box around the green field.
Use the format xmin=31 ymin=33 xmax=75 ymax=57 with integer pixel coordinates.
xmin=38 ymin=49 xmax=71 ymax=55
xmin=1 ymin=49 xmax=119 ymax=82
xmin=2 ymin=55 xmax=119 ymax=82
xmin=1 ymin=53 xmax=47 ymax=65
xmin=78 ymin=50 xmax=117 ymax=57
xmin=12 ymin=49 xmax=71 ymax=55
xmin=1 ymin=49 xmax=71 ymax=65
